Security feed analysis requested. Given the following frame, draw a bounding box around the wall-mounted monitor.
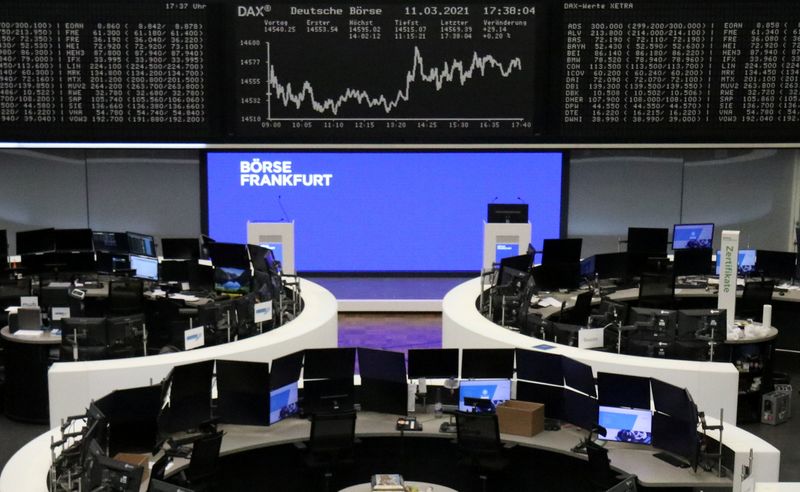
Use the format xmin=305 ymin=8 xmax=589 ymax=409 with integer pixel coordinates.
xmin=672 ymin=223 xmax=714 ymax=250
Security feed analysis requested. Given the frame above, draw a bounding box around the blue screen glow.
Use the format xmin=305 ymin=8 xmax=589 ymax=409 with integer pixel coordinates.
xmin=206 ymin=151 xmax=563 ymax=272
xmin=598 ymin=406 xmax=652 ymax=445
xmin=673 ymin=224 xmax=714 ymax=250
xmin=458 ymin=379 xmax=512 ymax=411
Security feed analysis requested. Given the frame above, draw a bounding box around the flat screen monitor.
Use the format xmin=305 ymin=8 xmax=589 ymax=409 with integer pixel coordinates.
xmin=0 ymin=229 xmax=7 ymax=259
xmin=302 ymin=377 xmax=355 ymax=414
xmin=755 ymin=250 xmax=796 ymax=280
xmin=596 ymin=372 xmax=651 ymax=410
xmin=677 ymin=309 xmax=727 ymax=341
xmin=629 ymin=307 xmax=678 ymax=341
xmin=303 ymin=348 xmax=355 ymax=380
xmin=495 ymin=243 xmax=520 ymax=264
xmin=458 ymin=379 xmax=511 ymax=412
xmin=627 ymin=227 xmax=669 ymax=276
xmin=487 ymin=203 xmax=529 ymax=224
xmin=581 ymin=252 xmax=627 ymax=280
xmin=357 ymin=347 xmax=406 ymax=383
xmin=673 ymin=248 xmax=713 ymax=277
xmin=652 ymin=412 xmax=699 ymax=471
xmin=497 ymin=253 xmax=532 ymax=286
xmin=161 ymin=238 xmax=200 ymax=260
xmin=598 ymin=406 xmax=652 ymax=445
xmin=247 ymin=243 xmax=271 ymax=272
xmin=715 ymin=249 xmax=756 ymax=276
xmin=460 ymin=348 xmax=515 ymax=379
xmin=514 ymin=349 xmax=564 ymax=385
xmin=270 ymin=350 xmax=304 ymax=390
xmin=515 ymin=381 xmax=565 ymax=420
xmin=92 ymin=231 xmax=129 ymax=254
xmin=216 ymin=360 xmax=271 ymax=426
xmin=87 ymin=454 xmax=143 ymax=492
xmin=651 ymin=379 xmax=695 ymax=421
xmin=541 ymin=238 xmax=582 ymax=265
xmin=407 ymin=348 xmax=459 ymax=379
xmin=54 ymin=228 xmax=94 ymax=252
xmin=269 ymin=381 xmax=299 ymax=424
xmin=207 ymin=242 xmax=252 ymax=270
xmin=130 ymin=254 xmax=159 ymax=281
xmin=96 ymin=252 xmax=130 ymax=273
xmin=126 ymin=232 xmax=156 ymax=257
xmin=160 ymin=260 xmax=191 ymax=283
xmin=672 ymin=223 xmax=714 ymax=250
xmin=16 ymin=228 xmax=55 ymax=255
xmin=562 ymin=358 xmax=596 ymax=397
xmin=106 ymin=314 xmax=145 ymax=347
xmin=214 ymin=266 xmax=251 ymax=294
xmin=162 ymin=360 xmax=214 ymax=433
xmin=563 ymin=390 xmax=599 ymax=430
xmin=61 ymin=317 xmax=107 ymax=346
xmin=359 ymin=378 xmax=408 ymax=415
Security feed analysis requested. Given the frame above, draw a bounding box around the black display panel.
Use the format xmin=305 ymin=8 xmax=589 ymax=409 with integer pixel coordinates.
xmin=559 ymin=0 xmax=800 ymax=143
xmin=0 ymin=2 xmax=213 ymax=142
xmin=460 ymin=348 xmax=515 ymax=379
xmin=596 ymin=372 xmax=651 ymax=410
xmin=514 ymin=348 xmax=563 ymax=385
xmin=303 ymin=347 xmax=356 ymax=380
xmin=232 ymin=2 xmax=545 ymax=142
xmin=407 ymin=348 xmax=459 ymax=379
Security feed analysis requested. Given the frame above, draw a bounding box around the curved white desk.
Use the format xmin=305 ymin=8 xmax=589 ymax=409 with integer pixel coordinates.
xmin=47 ymin=278 xmax=338 ymax=428
xmin=441 ymin=278 xmax=780 ymax=491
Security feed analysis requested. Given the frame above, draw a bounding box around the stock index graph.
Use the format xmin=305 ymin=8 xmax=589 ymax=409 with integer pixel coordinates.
xmin=233 ymin=3 xmax=544 ymax=141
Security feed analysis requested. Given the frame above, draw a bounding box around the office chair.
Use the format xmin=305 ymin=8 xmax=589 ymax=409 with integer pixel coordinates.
xmin=455 ymin=411 xmax=509 ymax=492
xmin=562 ymin=290 xmax=593 ymax=326
xmin=108 ymin=278 xmax=145 ymax=315
xmin=738 ymin=280 xmax=775 ymax=322
xmin=304 ymin=410 xmax=357 ymax=492
xmin=637 ymin=272 xmax=675 ymax=309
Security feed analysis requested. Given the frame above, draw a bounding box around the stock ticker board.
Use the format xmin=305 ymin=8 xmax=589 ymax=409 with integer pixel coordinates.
xmin=2 ymin=0 xmax=800 ymax=143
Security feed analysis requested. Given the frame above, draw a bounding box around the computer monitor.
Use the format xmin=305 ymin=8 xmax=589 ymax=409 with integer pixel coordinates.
xmin=407 ymin=348 xmax=459 ymax=379
xmin=596 ymin=372 xmax=651 ymax=410
xmin=53 ymin=228 xmax=94 ymax=252
xmin=755 ymin=250 xmax=796 ymax=280
xmin=269 ymin=381 xmax=299 ymax=424
xmin=677 ymin=309 xmax=726 ymax=341
xmin=497 ymin=253 xmax=532 ymax=286
xmin=160 ymin=260 xmax=191 ymax=283
xmin=214 ymin=266 xmax=251 ymax=294
xmin=542 ymin=238 xmax=582 ymax=265
xmin=598 ymin=406 xmax=652 ymax=445
xmin=95 ymin=252 xmax=130 ymax=274
xmin=581 ymin=252 xmax=628 ymax=280
xmin=130 ymin=254 xmax=159 ymax=281
xmin=563 ymin=389 xmax=599 ymax=430
xmin=302 ymin=377 xmax=355 ymax=414
xmin=460 ymin=348 xmax=515 ymax=379
xmin=627 ymin=227 xmax=669 ymax=276
xmin=672 ymin=223 xmax=714 ymax=250
xmin=357 ymin=347 xmax=406 ymax=383
xmin=515 ymin=381 xmax=566 ymax=421
xmin=207 ymin=242 xmax=251 ymax=269
xmin=216 ymin=360 xmax=271 ymax=426
xmin=160 ymin=360 xmax=214 ymax=433
xmin=161 ymin=238 xmax=200 ymax=260
xmin=514 ymin=349 xmax=564 ymax=385
xmin=458 ymin=379 xmax=511 ymax=412
xmin=715 ymin=249 xmax=756 ymax=276
xmin=92 ymin=231 xmax=129 ymax=254
xmin=629 ymin=307 xmax=678 ymax=341
xmin=16 ymin=228 xmax=55 ymax=255
xmin=487 ymin=203 xmax=528 ymax=223
xmin=0 ymin=229 xmax=7 ymax=259
xmin=86 ymin=454 xmax=143 ymax=492
xmin=360 ymin=378 xmax=408 ymax=415
xmin=673 ymin=248 xmax=713 ymax=277
xmin=652 ymin=411 xmax=700 ymax=471
xmin=562 ymin=358 xmax=596 ymax=397
xmin=247 ymin=243 xmax=271 ymax=273
xmin=106 ymin=314 xmax=145 ymax=347
xmin=61 ymin=317 xmax=107 ymax=346
xmin=270 ymin=350 xmax=304 ymax=390
xmin=651 ymin=379 xmax=695 ymax=420
xmin=303 ymin=347 xmax=356 ymax=380
xmin=126 ymin=232 xmax=156 ymax=257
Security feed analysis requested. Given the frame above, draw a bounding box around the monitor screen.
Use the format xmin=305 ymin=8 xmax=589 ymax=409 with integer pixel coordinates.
xmin=596 ymin=372 xmax=651 ymax=410
xmin=652 ymin=412 xmax=699 ymax=470
xmin=161 ymin=238 xmax=200 ymax=260
xmin=214 ymin=266 xmax=251 ymax=294
xmin=130 ymin=255 xmax=159 ymax=281
xmin=407 ymin=348 xmax=459 ymax=379
xmin=515 ymin=349 xmax=564 ymax=385
xmin=458 ymin=379 xmax=511 ymax=412
xmin=303 ymin=348 xmax=356 ymax=380
xmin=542 ymin=238 xmax=582 ymax=265
xmin=715 ymin=249 xmax=756 ymax=276
xmin=160 ymin=260 xmax=191 ymax=283
xmin=206 ymin=151 xmax=564 ymax=272
xmin=487 ymin=203 xmax=529 ymax=224
xmin=270 ymin=350 xmax=304 ymax=390
xmin=357 ymin=347 xmax=406 ymax=383
xmin=673 ymin=248 xmax=713 ymax=277
xmin=93 ymin=231 xmax=130 ymax=254
xmin=515 ymin=381 xmax=565 ymax=421
xmin=54 ymin=228 xmax=94 ymax=252
xmin=460 ymin=348 xmax=515 ymax=379
xmin=562 ymin=358 xmax=596 ymax=397
xmin=127 ymin=232 xmax=156 ymax=257
xmin=16 ymin=228 xmax=55 ymax=255
xmin=672 ymin=224 xmax=714 ymax=250
xmin=627 ymin=227 xmax=668 ymax=276
xmin=269 ymin=381 xmax=299 ymax=425
xmin=598 ymin=406 xmax=652 ymax=445
xmin=207 ymin=242 xmax=251 ymax=270
xmin=755 ymin=250 xmax=796 ymax=280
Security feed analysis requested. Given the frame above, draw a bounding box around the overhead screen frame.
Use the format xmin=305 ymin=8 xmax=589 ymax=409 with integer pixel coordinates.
xmin=201 ymin=148 xmax=570 ymax=275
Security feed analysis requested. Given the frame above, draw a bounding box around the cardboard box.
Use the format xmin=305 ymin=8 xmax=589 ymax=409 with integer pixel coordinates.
xmin=497 ymin=400 xmax=544 ymax=437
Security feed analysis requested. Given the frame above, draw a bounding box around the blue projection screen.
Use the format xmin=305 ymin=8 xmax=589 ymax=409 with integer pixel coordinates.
xmin=205 ymin=151 xmax=563 ymax=272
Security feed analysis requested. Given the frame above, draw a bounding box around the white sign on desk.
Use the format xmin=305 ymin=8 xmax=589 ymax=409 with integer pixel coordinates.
xmin=254 ymin=301 xmax=272 ymax=323
xmin=718 ymin=230 xmax=740 ymax=336
xmin=184 ymin=326 xmax=205 ymax=350
xmin=578 ymin=327 xmax=604 ymax=349
xmin=20 ymin=296 xmax=38 ymax=307
xmin=51 ymin=307 xmax=70 ymax=321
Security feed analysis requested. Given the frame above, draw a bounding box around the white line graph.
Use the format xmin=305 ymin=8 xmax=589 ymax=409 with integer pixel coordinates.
xmin=265 ymin=44 xmax=525 ymax=118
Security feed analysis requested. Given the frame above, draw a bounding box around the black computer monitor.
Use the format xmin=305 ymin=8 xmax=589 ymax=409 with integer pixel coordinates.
xmin=650 ymin=379 xmax=695 ymax=421
xmin=270 ymin=350 xmax=304 ymax=390
xmin=106 ymin=314 xmax=145 ymax=348
xmin=581 ymin=252 xmax=628 ymax=280
xmin=673 ymin=248 xmax=713 ymax=277
xmin=542 ymin=238 xmax=582 ymax=265
xmin=652 ymin=411 xmax=700 ymax=471
xmin=247 ymin=244 xmax=271 ymax=272
xmin=677 ymin=309 xmax=726 ymax=341
xmin=672 ymin=223 xmax=714 ymax=250
xmin=715 ymin=249 xmax=757 ymax=276
xmin=407 ymin=348 xmax=459 ymax=380
xmin=216 ymin=360 xmax=271 ymax=426
xmin=95 ymin=251 xmax=130 ymax=274
xmin=562 ymin=358 xmax=596 ymax=397
xmin=302 ymin=377 xmax=355 ymax=414
xmin=596 ymin=372 xmax=651 ymax=409
xmin=269 ymin=380 xmax=300 ymax=424
xmin=514 ymin=349 xmax=564 ymax=385
xmin=563 ymin=390 xmax=599 ymax=430
xmin=54 ymin=228 xmax=94 ymax=252
xmin=627 ymin=227 xmax=669 ymax=276
xmin=16 ymin=228 xmax=55 ymax=255
xmin=161 ymin=238 xmax=200 ymax=260
xmin=0 ymin=229 xmax=7 ymax=259
xmin=130 ymin=254 xmax=159 ymax=281
xmin=207 ymin=242 xmax=250 ymax=269
xmin=303 ymin=348 xmax=356 ymax=380
xmin=92 ymin=231 xmax=129 ymax=254
xmin=190 ymin=263 xmax=215 ymax=291
xmin=360 ymin=378 xmax=408 ymax=415
xmin=61 ymin=317 xmax=107 ymax=346
xmin=86 ymin=454 xmax=143 ymax=492
xmin=160 ymin=260 xmax=191 ymax=283
xmin=515 ymin=381 xmax=566 ymax=421
xmin=629 ymin=307 xmax=678 ymax=341
xmin=126 ymin=232 xmax=156 ymax=257
xmin=92 ymin=385 xmax=161 ymax=456
xmin=160 ymin=360 xmax=214 ymax=433
xmin=357 ymin=347 xmax=406 ymax=383
xmin=497 ymin=253 xmax=532 ymax=286
xmin=214 ymin=266 xmax=251 ymax=294
xmin=755 ymin=250 xmax=796 ymax=280
xmin=458 ymin=379 xmax=511 ymax=412
xmin=487 ymin=203 xmax=528 ymax=223
xmin=598 ymin=405 xmax=652 ymax=445
xmin=460 ymin=348 xmax=515 ymax=379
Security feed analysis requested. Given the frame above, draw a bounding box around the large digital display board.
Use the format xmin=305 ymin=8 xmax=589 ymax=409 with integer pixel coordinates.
xmin=205 ymin=151 xmax=564 ymax=272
